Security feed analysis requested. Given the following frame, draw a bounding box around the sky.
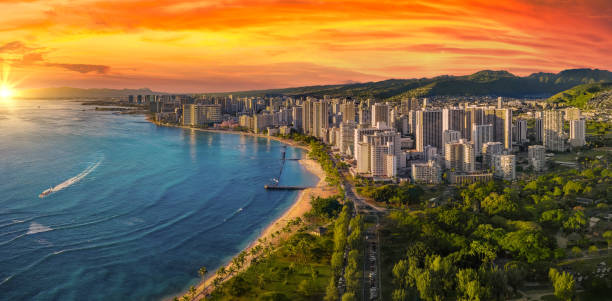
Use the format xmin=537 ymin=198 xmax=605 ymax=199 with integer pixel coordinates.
xmin=0 ymin=0 xmax=611 ymax=93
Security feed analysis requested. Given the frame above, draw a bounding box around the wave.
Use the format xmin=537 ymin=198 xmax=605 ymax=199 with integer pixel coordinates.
xmin=39 ymin=158 xmax=102 ymax=198
xmin=26 ymin=222 xmax=53 ymax=234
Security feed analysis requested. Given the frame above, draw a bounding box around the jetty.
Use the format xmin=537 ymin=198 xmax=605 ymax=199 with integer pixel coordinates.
xmin=265 ymin=146 xmax=312 ymax=190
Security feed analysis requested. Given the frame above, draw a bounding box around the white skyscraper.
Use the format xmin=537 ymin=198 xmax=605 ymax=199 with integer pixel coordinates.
xmin=411 ymin=161 xmax=440 ymax=184
xmin=372 ymin=102 xmax=390 ymax=128
xmin=543 ymin=110 xmax=565 ymax=152
xmin=569 ymin=118 xmax=586 ymax=148
xmin=492 ymin=154 xmax=516 ymax=181
xmin=444 ymin=139 xmax=474 ymax=172
xmin=442 ymin=129 xmax=461 ymax=154
xmin=528 ymin=145 xmax=546 ymax=172
xmin=516 ymin=119 xmax=527 ymax=143
xmin=482 ymin=141 xmax=503 ymax=170
xmin=416 ymin=110 xmax=443 ymax=152
xmin=472 ymin=124 xmax=493 ymax=155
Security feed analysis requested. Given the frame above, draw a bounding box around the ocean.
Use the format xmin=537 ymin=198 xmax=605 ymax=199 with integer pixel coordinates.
xmin=0 ymin=99 xmax=318 ymax=300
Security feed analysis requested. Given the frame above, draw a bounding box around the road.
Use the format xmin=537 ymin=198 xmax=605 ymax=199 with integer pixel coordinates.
xmin=329 ymin=151 xmax=385 ymax=300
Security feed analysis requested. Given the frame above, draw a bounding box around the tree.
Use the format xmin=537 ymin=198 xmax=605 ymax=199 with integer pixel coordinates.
xmin=324 ymin=278 xmax=339 ymax=301
xmin=189 ymin=286 xmax=196 ymax=299
xmin=481 ymin=192 xmax=518 ymax=217
xmin=563 ymin=180 xmax=583 ymax=196
xmin=456 ymin=268 xmax=483 ymax=301
xmin=500 ymin=230 xmax=552 ymax=263
xmin=198 ymin=266 xmax=207 ymax=280
xmin=603 ymin=230 xmax=612 ymax=247
xmin=504 ymin=261 xmax=526 ymax=295
xmin=540 ymin=209 xmax=566 ymax=227
xmin=310 ymin=196 xmax=342 ymax=218
xmin=563 ymin=211 xmax=586 ymax=232
xmin=392 ymin=289 xmax=408 ymax=301
xmin=297 ymin=279 xmax=316 ymax=297
xmin=341 ymin=292 xmax=356 ymax=301
xmin=588 ymin=245 xmax=599 ymax=255
xmin=549 ymin=268 xmax=575 ymax=301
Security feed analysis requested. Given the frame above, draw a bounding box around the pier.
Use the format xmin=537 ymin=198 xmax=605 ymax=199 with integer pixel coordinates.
xmin=265 ymin=146 xmax=311 ymax=190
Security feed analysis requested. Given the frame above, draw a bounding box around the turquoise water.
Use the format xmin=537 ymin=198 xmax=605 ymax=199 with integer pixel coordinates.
xmin=0 ymin=99 xmax=318 ymax=300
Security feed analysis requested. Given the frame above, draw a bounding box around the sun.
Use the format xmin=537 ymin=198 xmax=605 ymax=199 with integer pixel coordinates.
xmin=0 ymin=86 xmax=13 ymax=99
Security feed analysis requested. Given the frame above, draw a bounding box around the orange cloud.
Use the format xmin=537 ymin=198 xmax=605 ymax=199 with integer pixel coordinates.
xmin=0 ymin=0 xmax=610 ymax=92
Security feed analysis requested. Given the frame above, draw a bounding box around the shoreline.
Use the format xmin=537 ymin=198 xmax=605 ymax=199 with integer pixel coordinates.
xmin=182 ymin=158 xmax=335 ymax=301
xmin=149 ymin=118 xmax=308 ymax=151
xmin=151 ymin=119 xmax=336 ymax=300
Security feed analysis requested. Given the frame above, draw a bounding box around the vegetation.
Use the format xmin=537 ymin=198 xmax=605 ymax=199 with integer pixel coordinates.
xmin=207 ymin=218 xmax=333 ymax=300
xmin=202 ymin=69 xmax=612 ymax=100
xmin=357 ymin=180 xmax=424 ymax=206
xmin=382 ymin=151 xmax=611 ymax=301
xmin=548 ymin=82 xmax=612 ymax=109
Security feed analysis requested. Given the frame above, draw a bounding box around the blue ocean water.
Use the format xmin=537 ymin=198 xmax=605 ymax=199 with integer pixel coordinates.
xmin=0 ymin=99 xmax=318 ymax=300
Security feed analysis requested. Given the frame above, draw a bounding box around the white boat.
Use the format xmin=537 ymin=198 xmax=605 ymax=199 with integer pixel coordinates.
xmin=39 ymin=187 xmax=53 ymax=198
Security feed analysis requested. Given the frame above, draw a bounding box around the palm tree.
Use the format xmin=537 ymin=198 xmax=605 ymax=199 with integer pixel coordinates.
xmin=198 ymin=266 xmax=207 ymax=280
xmin=189 ymin=286 xmax=196 ymax=299
xmin=216 ymin=266 xmax=226 ymax=278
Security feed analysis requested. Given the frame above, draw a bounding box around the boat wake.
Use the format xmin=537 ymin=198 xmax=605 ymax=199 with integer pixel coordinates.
xmin=26 ymin=222 xmax=53 ymax=234
xmin=39 ymin=159 xmax=102 ymax=198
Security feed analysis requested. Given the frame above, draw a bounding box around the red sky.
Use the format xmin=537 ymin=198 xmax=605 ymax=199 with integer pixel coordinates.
xmin=0 ymin=0 xmax=611 ymax=93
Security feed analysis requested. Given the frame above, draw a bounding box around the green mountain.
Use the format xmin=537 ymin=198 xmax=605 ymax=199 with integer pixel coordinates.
xmin=18 ymin=87 xmax=165 ymax=99
xmin=212 ymin=68 xmax=612 ymax=100
xmin=547 ymin=82 xmax=612 ymax=109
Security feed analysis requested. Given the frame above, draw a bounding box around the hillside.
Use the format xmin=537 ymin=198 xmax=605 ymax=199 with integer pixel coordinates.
xmin=547 ymin=82 xmax=612 ymax=109
xmin=209 ymin=68 xmax=612 ymax=100
xmin=18 ymin=87 xmax=165 ymax=99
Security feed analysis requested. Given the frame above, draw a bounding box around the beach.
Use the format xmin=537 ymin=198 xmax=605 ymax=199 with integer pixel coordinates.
xmin=179 ymin=158 xmax=336 ymax=300
xmin=153 ymin=120 xmax=338 ymax=300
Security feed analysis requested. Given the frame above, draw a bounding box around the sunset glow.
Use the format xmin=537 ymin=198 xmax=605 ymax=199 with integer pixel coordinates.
xmin=0 ymin=0 xmax=611 ymax=92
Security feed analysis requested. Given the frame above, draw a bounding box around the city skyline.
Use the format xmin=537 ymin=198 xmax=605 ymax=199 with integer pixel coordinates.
xmin=1 ymin=0 xmax=611 ymax=93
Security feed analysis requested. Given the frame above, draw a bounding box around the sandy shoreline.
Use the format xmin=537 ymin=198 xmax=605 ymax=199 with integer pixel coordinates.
xmin=152 ymin=119 xmax=337 ymax=300
xmin=181 ymin=159 xmax=335 ymax=300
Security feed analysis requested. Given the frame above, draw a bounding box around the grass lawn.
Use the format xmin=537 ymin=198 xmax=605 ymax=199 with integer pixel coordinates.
xmin=209 ymin=232 xmax=334 ymax=301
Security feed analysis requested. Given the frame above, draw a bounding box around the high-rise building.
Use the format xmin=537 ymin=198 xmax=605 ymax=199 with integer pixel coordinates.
xmin=472 ymin=124 xmax=493 ymax=155
xmin=528 ymin=145 xmax=546 ymax=172
xmin=424 ymin=145 xmax=438 ymax=162
xmin=442 ymin=129 xmax=461 ymax=154
xmin=484 ymin=108 xmax=512 ymax=150
xmin=569 ymin=118 xmax=586 ymax=148
xmin=464 ymin=106 xmax=484 ymax=141
xmin=492 ymin=154 xmax=516 ymax=180
xmin=444 ymin=139 xmax=474 ymax=172
xmin=497 ymin=96 xmax=503 ymax=109
xmin=339 ymin=122 xmax=356 ymax=156
xmin=516 ymin=119 xmax=527 ymax=143
xmin=411 ymin=161 xmax=440 ymax=184
xmin=356 ymin=142 xmax=371 ymax=174
xmin=416 ymin=110 xmax=443 ymax=152
xmin=292 ymin=106 xmax=303 ymax=130
xmin=543 ymin=110 xmax=565 ymax=152
xmin=443 ymin=108 xmax=466 ymax=138
xmin=302 ymin=99 xmax=329 ymax=139
xmin=401 ymin=98 xmax=419 ymax=114
xmin=372 ymin=102 xmax=390 ymax=128
xmin=182 ymin=104 xmax=222 ymax=126
xmin=482 ymin=141 xmax=503 ymax=170
xmin=340 ymin=102 xmax=356 ymax=124
xmin=534 ymin=118 xmax=543 ymax=143
xmin=358 ymin=108 xmax=370 ymax=125
xmin=408 ymin=110 xmax=418 ymax=135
